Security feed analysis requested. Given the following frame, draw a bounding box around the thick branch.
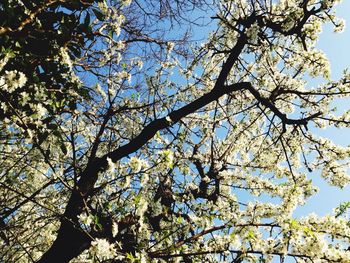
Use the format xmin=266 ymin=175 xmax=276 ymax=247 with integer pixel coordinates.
xmin=225 ymin=82 xmax=322 ymax=127
xmin=0 ymin=0 xmax=62 ymax=35
xmin=38 ymin=81 xmax=248 ymax=262
xmin=38 ymin=32 xmax=249 ymax=262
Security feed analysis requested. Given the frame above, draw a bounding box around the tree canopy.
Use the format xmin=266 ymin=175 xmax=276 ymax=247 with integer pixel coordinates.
xmin=1 ymin=0 xmax=350 ymax=262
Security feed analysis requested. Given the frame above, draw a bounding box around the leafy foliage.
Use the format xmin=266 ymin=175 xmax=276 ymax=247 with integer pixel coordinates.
xmin=0 ymin=0 xmax=105 ymax=135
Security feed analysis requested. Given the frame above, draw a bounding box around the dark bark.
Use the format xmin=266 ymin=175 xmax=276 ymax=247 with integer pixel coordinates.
xmin=37 ymin=38 xmax=249 ymax=263
xmin=38 ymin=221 xmax=91 ymax=263
xmin=37 ymin=9 xmax=323 ymax=260
xmin=37 ymin=12 xmax=320 ymax=260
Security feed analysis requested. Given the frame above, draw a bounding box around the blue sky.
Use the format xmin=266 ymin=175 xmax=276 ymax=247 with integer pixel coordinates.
xmin=295 ymin=0 xmax=350 ymax=217
xmin=189 ymin=1 xmax=350 ymax=217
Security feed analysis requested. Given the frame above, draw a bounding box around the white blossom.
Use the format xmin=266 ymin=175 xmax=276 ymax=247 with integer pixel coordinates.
xmin=90 ymin=239 xmax=117 ymax=260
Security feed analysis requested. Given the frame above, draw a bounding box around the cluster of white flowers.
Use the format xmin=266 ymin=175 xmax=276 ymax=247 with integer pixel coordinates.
xmin=4 ymin=0 xmax=350 ymax=262
xmin=78 ymin=213 xmax=93 ymax=226
xmin=158 ymin=149 xmax=174 ymax=168
xmin=97 ymin=0 xmax=108 ymax=14
xmin=297 ymin=49 xmax=331 ymax=78
xmin=121 ymin=0 xmax=132 ymax=7
xmin=321 ymin=0 xmax=341 ymax=9
xmin=115 ymin=71 xmax=131 ymax=83
xmin=112 ymin=222 xmax=118 ymax=237
xmin=166 ymin=42 xmax=175 ymax=52
xmin=275 ymin=214 xmax=350 ymax=261
xmin=60 ymin=47 xmax=73 ymax=69
xmin=302 ymin=18 xmax=323 ymax=41
xmin=35 ymin=103 xmax=47 ymax=118
xmin=0 ymin=52 xmax=12 ymax=72
xmin=245 ymin=22 xmax=259 ymax=43
xmin=322 ymin=160 xmax=350 ymax=187
xmin=134 ymin=195 xmax=151 ymax=240
xmin=129 ymin=156 xmax=148 ymax=173
xmin=334 ymin=18 xmax=346 ymax=32
xmin=110 ymin=14 xmax=126 ymax=37
xmin=0 ymin=70 xmax=27 ymax=92
xmin=90 ymin=238 xmax=117 ymax=260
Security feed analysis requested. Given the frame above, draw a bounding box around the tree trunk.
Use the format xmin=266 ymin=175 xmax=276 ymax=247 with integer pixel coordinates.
xmin=37 ymin=221 xmax=90 ymax=263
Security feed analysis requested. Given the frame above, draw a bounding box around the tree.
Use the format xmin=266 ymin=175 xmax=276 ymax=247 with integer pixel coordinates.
xmin=1 ymin=0 xmax=350 ymax=262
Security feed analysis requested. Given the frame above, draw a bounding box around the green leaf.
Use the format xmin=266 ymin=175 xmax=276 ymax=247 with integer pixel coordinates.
xmin=38 ymin=131 xmax=49 ymax=144
xmin=290 ymin=219 xmax=298 ymax=229
xmin=133 ymin=193 xmax=142 ymax=204
xmin=303 ymin=226 xmax=314 ymax=237
xmin=247 ymin=230 xmax=255 ymax=240
xmin=230 ymin=231 xmax=236 ymax=239
xmin=84 ymin=12 xmax=90 ymax=26
xmin=93 ymin=215 xmax=103 ymax=231
xmin=60 ymin=143 xmax=68 ymax=155
xmin=92 ymin=8 xmax=105 ymax=21
xmin=68 ymin=101 xmax=77 ymax=110
xmin=335 ymin=201 xmax=350 ymax=218
xmin=110 ymin=31 xmax=115 ymax=40
xmin=169 ymin=162 xmax=174 ymax=169
xmin=126 ymin=253 xmax=135 ymax=261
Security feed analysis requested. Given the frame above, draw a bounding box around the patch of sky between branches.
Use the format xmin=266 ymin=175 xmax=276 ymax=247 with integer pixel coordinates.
xmin=294 ymin=1 xmax=350 ymax=217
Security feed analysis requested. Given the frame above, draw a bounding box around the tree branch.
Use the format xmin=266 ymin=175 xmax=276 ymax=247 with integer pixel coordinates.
xmin=38 ymin=31 xmax=250 ymax=261
xmin=225 ymin=82 xmax=322 ymax=128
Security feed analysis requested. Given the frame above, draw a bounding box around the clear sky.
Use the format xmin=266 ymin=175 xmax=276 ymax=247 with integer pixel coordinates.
xmin=294 ymin=0 xmax=350 ymax=218
xmin=191 ymin=1 xmax=350 ymax=218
